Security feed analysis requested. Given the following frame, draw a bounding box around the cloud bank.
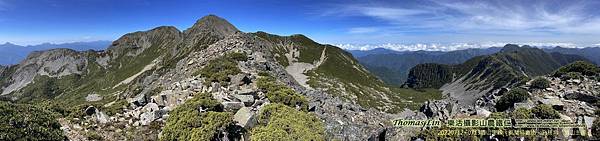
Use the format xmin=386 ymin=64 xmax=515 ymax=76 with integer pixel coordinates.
xmin=334 ymin=42 xmax=595 ymax=52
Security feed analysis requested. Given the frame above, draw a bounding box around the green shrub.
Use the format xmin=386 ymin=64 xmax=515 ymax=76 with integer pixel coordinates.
xmin=104 ymin=100 xmax=130 ymax=116
xmin=488 ymin=112 xmax=509 ymax=119
xmin=257 ymin=76 xmax=308 ymax=110
xmin=86 ymin=131 xmax=103 ymax=140
xmin=495 ymin=88 xmax=529 ymax=111
xmin=531 ymin=104 xmax=560 ymax=119
xmin=553 ymin=61 xmax=599 ymax=77
xmin=195 ymin=52 xmax=247 ymax=85
xmin=530 ymin=77 xmax=550 ymax=89
xmin=251 ymin=103 xmax=325 ymax=141
xmin=160 ymin=93 xmax=232 ymax=141
xmin=0 ymin=101 xmax=66 ymax=140
xmin=226 ymin=52 xmax=248 ymax=62
xmin=561 ymin=72 xmax=583 ymax=80
xmin=511 ymin=108 xmax=533 ymax=119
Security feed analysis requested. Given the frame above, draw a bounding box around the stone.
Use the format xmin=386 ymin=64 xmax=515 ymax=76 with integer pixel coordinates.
xmin=85 ymin=94 xmax=103 ymax=102
xmin=233 ymin=107 xmax=257 ymax=128
xmin=130 ymin=93 xmax=148 ymax=107
xmin=223 ymin=102 xmax=244 ymax=110
xmin=584 ymin=116 xmax=596 ymax=134
xmin=233 ymin=95 xmax=254 ymax=106
xmin=211 ymin=82 xmax=221 ymax=93
xmin=236 ymin=88 xmax=256 ymax=96
xmin=514 ymin=100 xmax=534 ymax=109
xmin=187 ymin=60 xmax=195 ymax=65
xmin=475 ymin=108 xmax=491 ymax=117
xmin=139 ymin=103 xmax=160 ymax=126
xmin=538 ymin=98 xmax=564 ymax=111
xmin=94 ymin=110 xmax=109 ymax=124
xmin=564 ymin=91 xmax=600 ymax=103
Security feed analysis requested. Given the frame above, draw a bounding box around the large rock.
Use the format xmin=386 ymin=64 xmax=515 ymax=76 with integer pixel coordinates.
xmin=233 ymin=107 xmax=256 ymax=128
xmin=233 ymin=95 xmax=254 ymax=106
xmin=538 ymin=98 xmax=564 ymax=111
xmin=475 ymin=108 xmax=491 ymax=117
xmin=152 ymin=90 xmax=193 ymax=107
xmin=231 ymin=73 xmax=252 ymax=86
xmin=130 ymin=93 xmax=148 ymax=107
xmin=139 ymin=103 xmax=160 ymax=126
xmin=420 ymin=100 xmax=452 ymax=120
xmin=564 ymin=91 xmax=599 ymax=103
xmin=211 ymin=82 xmax=221 ymax=93
xmin=223 ymin=102 xmax=244 ymax=110
xmin=95 ymin=109 xmax=110 ymax=124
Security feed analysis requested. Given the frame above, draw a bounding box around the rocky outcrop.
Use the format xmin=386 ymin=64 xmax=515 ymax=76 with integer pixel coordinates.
xmin=1 ymin=48 xmax=88 ymax=95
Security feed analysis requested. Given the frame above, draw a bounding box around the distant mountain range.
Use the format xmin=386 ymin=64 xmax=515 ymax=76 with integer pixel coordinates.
xmin=350 ymin=47 xmax=502 ymax=85
xmin=350 ymin=46 xmax=600 ymax=86
xmin=404 ymin=44 xmax=588 ymax=105
xmin=0 ymin=41 xmax=111 ymax=65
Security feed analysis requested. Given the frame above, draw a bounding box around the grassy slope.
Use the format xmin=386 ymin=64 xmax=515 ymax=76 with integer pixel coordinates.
xmin=254 ymin=33 xmax=441 ymax=113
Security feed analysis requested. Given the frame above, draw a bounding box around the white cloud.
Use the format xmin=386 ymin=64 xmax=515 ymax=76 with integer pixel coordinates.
xmin=334 ymin=42 xmax=584 ymax=52
xmin=320 ymin=0 xmax=600 ymax=35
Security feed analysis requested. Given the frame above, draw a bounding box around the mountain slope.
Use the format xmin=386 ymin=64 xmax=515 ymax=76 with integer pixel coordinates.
xmin=405 ymin=44 xmax=589 ymax=105
xmin=355 ymin=47 xmax=501 ymax=85
xmin=254 ymin=32 xmax=441 ymax=112
xmin=544 ymin=46 xmax=600 ymax=65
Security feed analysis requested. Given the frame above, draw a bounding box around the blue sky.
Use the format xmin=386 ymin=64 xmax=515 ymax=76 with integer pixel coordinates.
xmin=1 ymin=0 xmax=600 ymax=47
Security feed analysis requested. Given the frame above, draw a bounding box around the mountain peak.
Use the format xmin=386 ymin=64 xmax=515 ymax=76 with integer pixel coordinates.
xmin=500 ymin=44 xmax=538 ymax=53
xmin=186 ymin=14 xmax=239 ymax=36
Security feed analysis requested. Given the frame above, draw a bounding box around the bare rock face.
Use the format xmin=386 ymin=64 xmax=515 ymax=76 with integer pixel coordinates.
xmin=1 ymin=48 xmax=88 ymax=95
xmin=0 ymin=65 xmax=6 ymax=75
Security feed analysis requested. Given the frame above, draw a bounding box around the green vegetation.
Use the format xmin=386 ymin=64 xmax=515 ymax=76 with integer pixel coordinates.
xmin=511 ymin=108 xmax=533 ymax=119
xmin=531 ymin=104 xmax=560 ymax=119
xmin=257 ymin=31 xmax=442 ymax=113
xmin=290 ymin=34 xmax=325 ymax=64
xmin=553 ymin=61 xmax=599 ymax=77
xmin=530 ymin=77 xmax=550 ymax=89
xmin=495 ymin=88 xmax=529 ymax=111
xmin=161 ymin=93 xmax=233 ymax=141
xmin=251 ymin=103 xmax=325 ymax=141
xmin=561 ymin=72 xmax=583 ymax=80
xmin=86 ymin=131 xmax=103 ymax=140
xmin=257 ymin=75 xmax=308 ymax=110
xmin=195 ymin=52 xmax=247 ymax=85
xmin=405 ymin=63 xmax=453 ymax=89
xmin=0 ymin=101 xmax=66 ymax=141
xmin=104 ymin=100 xmax=130 ymax=116
xmin=488 ymin=112 xmax=509 ymax=119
